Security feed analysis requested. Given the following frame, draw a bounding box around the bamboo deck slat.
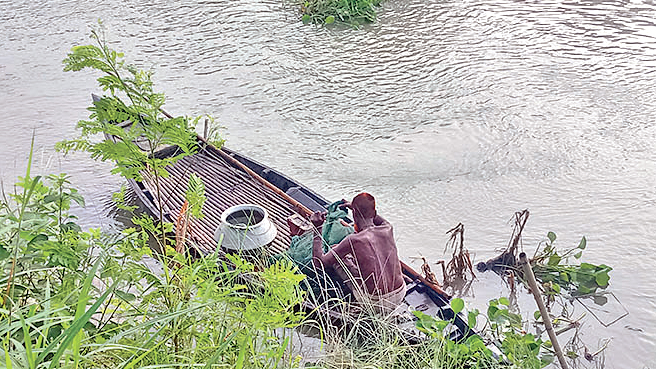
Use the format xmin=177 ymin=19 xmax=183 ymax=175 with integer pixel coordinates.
xmin=140 ymin=146 xmax=296 ymax=255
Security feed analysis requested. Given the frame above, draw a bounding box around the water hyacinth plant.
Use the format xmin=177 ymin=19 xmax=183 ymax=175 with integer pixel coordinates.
xmin=531 ymin=232 xmax=612 ymax=297
xmin=300 ymin=0 xmax=383 ymax=25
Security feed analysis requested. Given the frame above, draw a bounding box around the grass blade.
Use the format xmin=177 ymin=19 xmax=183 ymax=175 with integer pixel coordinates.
xmin=71 ymin=252 xmax=105 ymax=367
xmin=41 ymin=279 xmax=117 ymax=368
xmin=119 ymin=323 xmax=170 ymax=369
xmin=203 ymin=329 xmax=238 ymax=369
xmin=19 ymin=312 xmax=35 ymax=369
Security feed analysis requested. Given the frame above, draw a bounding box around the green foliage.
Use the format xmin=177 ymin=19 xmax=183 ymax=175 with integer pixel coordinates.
xmin=299 ymin=0 xmax=383 ymax=26
xmin=487 ymin=298 xmax=522 ymax=329
xmin=224 ymin=256 xmax=306 ymax=369
xmin=450 ymin=297 xmax=465 ymax=314
xmin=413 ymin=297 xmax=552 ymax=369
xmin=1 ymin=168 xmax=307 ymax=368
xmin=1 ymin=173 xmax=90 ymax=309
xmin=1 ymin=126 xmax=304 ymax=368
xmin=413 ymin=309 xmax=497 ymax=368
xmin=486 ymin=298 xmax=552 ymax=368
xmin=500 ymin=332 xmax=550 ymax=369
xmin=111 ymin=184 xmax=138 ymax=212
xmin=194 ymin=114 xmax=225 ymax=149
xmin=532 ymin=232 xmax=612 ymax=296
xmin=58 ymin=26 xmax=223 ymax=251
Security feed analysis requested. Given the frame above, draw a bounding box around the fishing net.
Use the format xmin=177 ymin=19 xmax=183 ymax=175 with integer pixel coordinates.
xmin=274 ymin=200 xmax=354 ymax=298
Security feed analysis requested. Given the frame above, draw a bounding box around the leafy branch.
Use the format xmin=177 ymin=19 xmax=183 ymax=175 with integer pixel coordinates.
xmin=58 ymin=26 xmax=200 ymax=252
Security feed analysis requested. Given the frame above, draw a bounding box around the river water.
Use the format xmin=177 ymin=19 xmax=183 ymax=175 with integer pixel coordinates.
xmin=1 ymin=0 xmax=655 ymax=367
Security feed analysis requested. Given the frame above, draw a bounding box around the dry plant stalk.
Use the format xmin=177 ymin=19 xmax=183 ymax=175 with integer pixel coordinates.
xmin=476 ymin=209 xmax=529 ymax=274
xmin=421 ymin=257 xmax=440 ymax=286
xmin=505 ymin=209 xmax=529 ymax=261
xmin=175 ymin=200 xmax=190 ymax=254
xmin=442 ymin=223 xmax=475 ymax=285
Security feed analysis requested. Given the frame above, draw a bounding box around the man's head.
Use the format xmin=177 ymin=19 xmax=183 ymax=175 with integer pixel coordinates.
xmin=351 ymin=193 xmax=376 ymax=231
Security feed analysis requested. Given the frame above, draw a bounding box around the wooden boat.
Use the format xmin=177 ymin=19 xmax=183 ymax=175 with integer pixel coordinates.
xmin=97 ymin=95 xmax=477 ymax=342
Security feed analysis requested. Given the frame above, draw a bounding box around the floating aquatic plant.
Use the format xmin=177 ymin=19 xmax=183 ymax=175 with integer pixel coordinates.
xmin=531 ymin=232 xmax=612 ymax=297
xmin=300 ymin=0 xmax=383 ymax=26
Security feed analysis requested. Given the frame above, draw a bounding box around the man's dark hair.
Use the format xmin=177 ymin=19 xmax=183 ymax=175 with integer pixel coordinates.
xmin=352 ymin=192 xmax=376 ymax=219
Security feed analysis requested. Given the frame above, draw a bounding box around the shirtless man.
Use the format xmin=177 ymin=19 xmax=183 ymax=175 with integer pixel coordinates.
xmin=310 ymin=193 xmax=406 ymax=311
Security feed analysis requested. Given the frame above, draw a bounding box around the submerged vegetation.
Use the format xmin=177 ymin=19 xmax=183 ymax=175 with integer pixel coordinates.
xmin=299 ymin=0 xmax=383 ymax=26
xmin=1 ymin=28 xmax=617 ymax=368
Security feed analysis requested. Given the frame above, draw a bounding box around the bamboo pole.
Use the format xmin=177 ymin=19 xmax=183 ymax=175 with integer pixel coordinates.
xmin=519 ymin=252 xmax=568 ymax=369
xmin=203 ymin=118 xmax=209 ymax=140
xmin=214 ymin=148 xmax=313 ymax=215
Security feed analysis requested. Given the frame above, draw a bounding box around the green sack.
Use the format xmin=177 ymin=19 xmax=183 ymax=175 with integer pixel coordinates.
xmin=321 ymin=200 xmax=354 ymax=246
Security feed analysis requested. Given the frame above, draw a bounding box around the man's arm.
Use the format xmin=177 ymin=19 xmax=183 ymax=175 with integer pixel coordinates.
xmin=312 ymin=229 xmax=330 ymax=269
xmin=313 ymin=232 xmax=355 ymax=267
xmin=311 ymin=211 xmax=354 ymax=269
xmin=340 ymin=199 xmax=389 ymax=227
xmin=310 ymin=211 xmax=327 ymax=269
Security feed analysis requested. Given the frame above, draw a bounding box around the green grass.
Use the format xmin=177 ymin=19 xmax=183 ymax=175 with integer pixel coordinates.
xmin=0 ymin=155 xmax=307 ymax=368
xmin=308 ymin=309 xmax=503 ymax=369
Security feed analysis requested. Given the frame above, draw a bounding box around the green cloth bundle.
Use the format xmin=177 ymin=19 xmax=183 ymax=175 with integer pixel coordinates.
xmin=277 ymin=200 xmax=354 ymax=297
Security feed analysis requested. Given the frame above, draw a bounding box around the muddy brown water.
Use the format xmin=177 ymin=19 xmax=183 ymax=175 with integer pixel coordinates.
xmin=1 ymin=0 xmax=655 ymax=367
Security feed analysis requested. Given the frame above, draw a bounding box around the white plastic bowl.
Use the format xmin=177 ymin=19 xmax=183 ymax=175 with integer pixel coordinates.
xmin=214 ymin=204 xmax=277 ymax=250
